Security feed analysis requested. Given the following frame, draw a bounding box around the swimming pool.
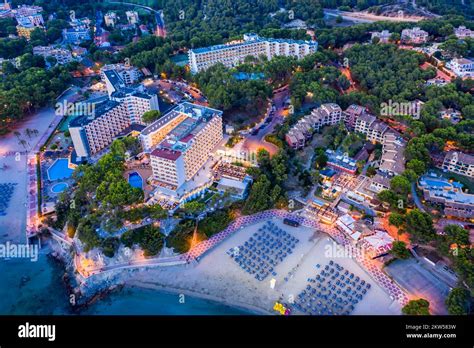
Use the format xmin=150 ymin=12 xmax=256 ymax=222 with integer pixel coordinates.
xmin=128 ymin=172 xmax=143 ymax=189
xmin=421 ymin=179 xmax=452 ymax=188
xmin=47 ymin=159 xmax=74 ymax=181
xmin=51 ymin=182 xmax=68 ymax=193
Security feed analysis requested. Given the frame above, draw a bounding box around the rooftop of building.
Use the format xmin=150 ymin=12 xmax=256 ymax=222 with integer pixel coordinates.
xmin=190 ymin=34 xmax=317 ymax=54
xmin=444 ymin=151 xmax=474 ymax=165
xmin=104 ymin=69 xmax=125 ymax=89
xmin=146 ymin=102 xmax=223 ymax=159
xmin=142 ymin=102 xmax=222 ymax=136
xmin=451 ymin=57 xmax=473 ymax=65
xmin=326 ymin=149 xmax=357 ymax=171
xmin=150 ymin=147 xmax=182 ymax=161
xmin=68 ymin=100 xmax=120 ymax=128
xmin=357 ymin=113 xmax=376 ymax=124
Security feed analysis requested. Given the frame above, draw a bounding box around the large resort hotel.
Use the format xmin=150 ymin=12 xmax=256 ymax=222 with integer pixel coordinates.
xmin=188 ymin=33 xmax=318 ymax=73
xmin=140 ymin=102 xmax=224 ymax=198
xmin=69 ymin=69 xmax=159 ymax=160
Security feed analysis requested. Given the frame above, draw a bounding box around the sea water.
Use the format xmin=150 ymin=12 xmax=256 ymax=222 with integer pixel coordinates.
xmin=0 ymin=248 xmax=252 ymax=315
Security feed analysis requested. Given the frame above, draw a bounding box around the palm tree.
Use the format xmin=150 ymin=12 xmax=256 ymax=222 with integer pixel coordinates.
xmin=19 ymin=139 xmax=27 ymax=149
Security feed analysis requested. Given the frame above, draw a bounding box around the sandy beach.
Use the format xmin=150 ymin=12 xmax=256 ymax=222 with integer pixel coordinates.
xmin=84 ymin=217 xmax=400 ymax=315
xmin=0 ymin=108 xmax=59 ymax=243
xmin=0 ymin=88 xmax=79 ymax=243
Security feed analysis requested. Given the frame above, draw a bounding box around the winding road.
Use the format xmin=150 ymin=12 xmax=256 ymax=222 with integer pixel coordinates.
xmin=411 ymin=182 xmax=427 ymax=213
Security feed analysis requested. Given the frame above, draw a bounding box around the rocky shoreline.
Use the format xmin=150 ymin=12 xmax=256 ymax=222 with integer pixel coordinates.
xmin=49 ymin=239 xmax=125 ymax=313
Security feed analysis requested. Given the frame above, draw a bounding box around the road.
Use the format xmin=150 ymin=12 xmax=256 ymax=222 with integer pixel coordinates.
xmin=236 ymin=86 xmax=290 ymax=156
xmin=324 ymin=8 xmax=426 ymax=23
xmin=109 ymin=1 xmax=162 ymax=15
xmin=411 ymin=182 xmax=426 ymax=213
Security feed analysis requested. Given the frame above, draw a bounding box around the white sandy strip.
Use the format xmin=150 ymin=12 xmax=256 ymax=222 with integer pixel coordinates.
xmin=179 ymin=209 xmax=408 ymax=307
xmin=87 ymin=215 xmax=401 ymax=315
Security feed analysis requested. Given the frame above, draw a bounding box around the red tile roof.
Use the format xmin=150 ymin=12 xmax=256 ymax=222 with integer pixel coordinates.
xmin=151 ymin=148 xmax=181 ymax=161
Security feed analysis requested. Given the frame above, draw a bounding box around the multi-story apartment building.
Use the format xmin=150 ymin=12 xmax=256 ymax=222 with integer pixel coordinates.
xmin=111 ymin=89 xmax=159 ymax=125
xmin=62 ymin=27 xmax=91 ymax=44
xmin=144 ymin=102 xmax=223 ymax=190
xmin=16 ymin=12 xmax=43 ymax=27
xmin=354 ymin=113 xmax=388 ymax=143
xmin=100 ymin=63 xmax=142 ymax=86
xmin=285 ymin=103 xmax=342 ymax=149
xmin=326 ymin=150 xmax=357 ymax=174
xmin=189 ymin=33 xmax=317 ymax=73
xmin=418 ymin=174 xmax=473 ymax=220
xmin=69 ymin=72 xmax=158 ymax=159
xmin=446 ymin=58 xmax=474 ymax=78
xmin=69 ymin=100 xmax=131 ymax=158
xmin=371 ymin=30 xmax=391 ymax=43
xmin=343 ymin=104 xmax=368 ymax=130
xmin=13 ymin=5 xmax=42 ymax=17
xmin=442 ymin=151 xmax=474 ymax=178
xmin=33 ymin=46 xmax=73 ymax=65
xmin=126 ymin=10 xmax=139 ymax=24
xmin=378 ymin=132 xmax=406 ymax=176
xmin=16 ymin=24 xmax=36 ymax=40
xmin=104 ymin=11 xmax=117 ymax=27
xmin=454 ymin=26 xmax=474 ymax=39
xmin=70 ymin=17 xmax=91 ymax=30
xmin=401 ymin=27 xmax=429 ymax=44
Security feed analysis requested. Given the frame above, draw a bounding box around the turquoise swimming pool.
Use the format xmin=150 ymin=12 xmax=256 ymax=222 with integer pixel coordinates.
xmin=51 ymin=182 xmax=68 ymax=193
xmin=128 ymin=172 xmax=143 ymax=189
xmin=47 ymin=159 xmax=74 ymax=181
xmin=422 ymin=179 xmax=451 ymax=188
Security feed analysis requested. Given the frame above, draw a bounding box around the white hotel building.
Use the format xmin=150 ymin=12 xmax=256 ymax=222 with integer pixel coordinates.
xmin=140 ymin=102 xmax=223 ymax=191
xmin=188 ymin=33 xmax=318 ymax=73
xmin=69 ymin=69 xmax=159 ymax=159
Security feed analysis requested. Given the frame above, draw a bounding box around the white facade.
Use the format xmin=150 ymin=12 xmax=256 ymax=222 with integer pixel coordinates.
xmin=454 ymin=26 xmax=474 ymax=39
xmin=447 ymin=58 xmax=474 ymax=78
xmin=104 ymin=11 xmax=117 ymax=27
xmin=126 ymin=11 xmax=139 ymax=24
xmin=33 ymin=46 xmax=73 ymax=65
xmin=371 ymin=30 xmax=391 ymax=43
xmin=144 ymin=103 xmax=224 ymax=190
xmin=285 ymin=103 xmax=342 ymax=149
xmin=354 ymin=113 xmax=388 ymax=143
xmin=101 ymin=63 xmax=142 ymax=85
xmin=442 ymin=151 xmax=474 ymax=178
xmin=189 ymin=33 xmax=318 ymax=73
xmin=401 ymin=27 xmax=428 ymax=44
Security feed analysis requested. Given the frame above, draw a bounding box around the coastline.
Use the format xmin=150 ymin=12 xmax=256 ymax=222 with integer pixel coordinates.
xmin=125 ymin=279 xmax=271 ymax=315
xmin=55 ymin=215 xmax=402 ymax=315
